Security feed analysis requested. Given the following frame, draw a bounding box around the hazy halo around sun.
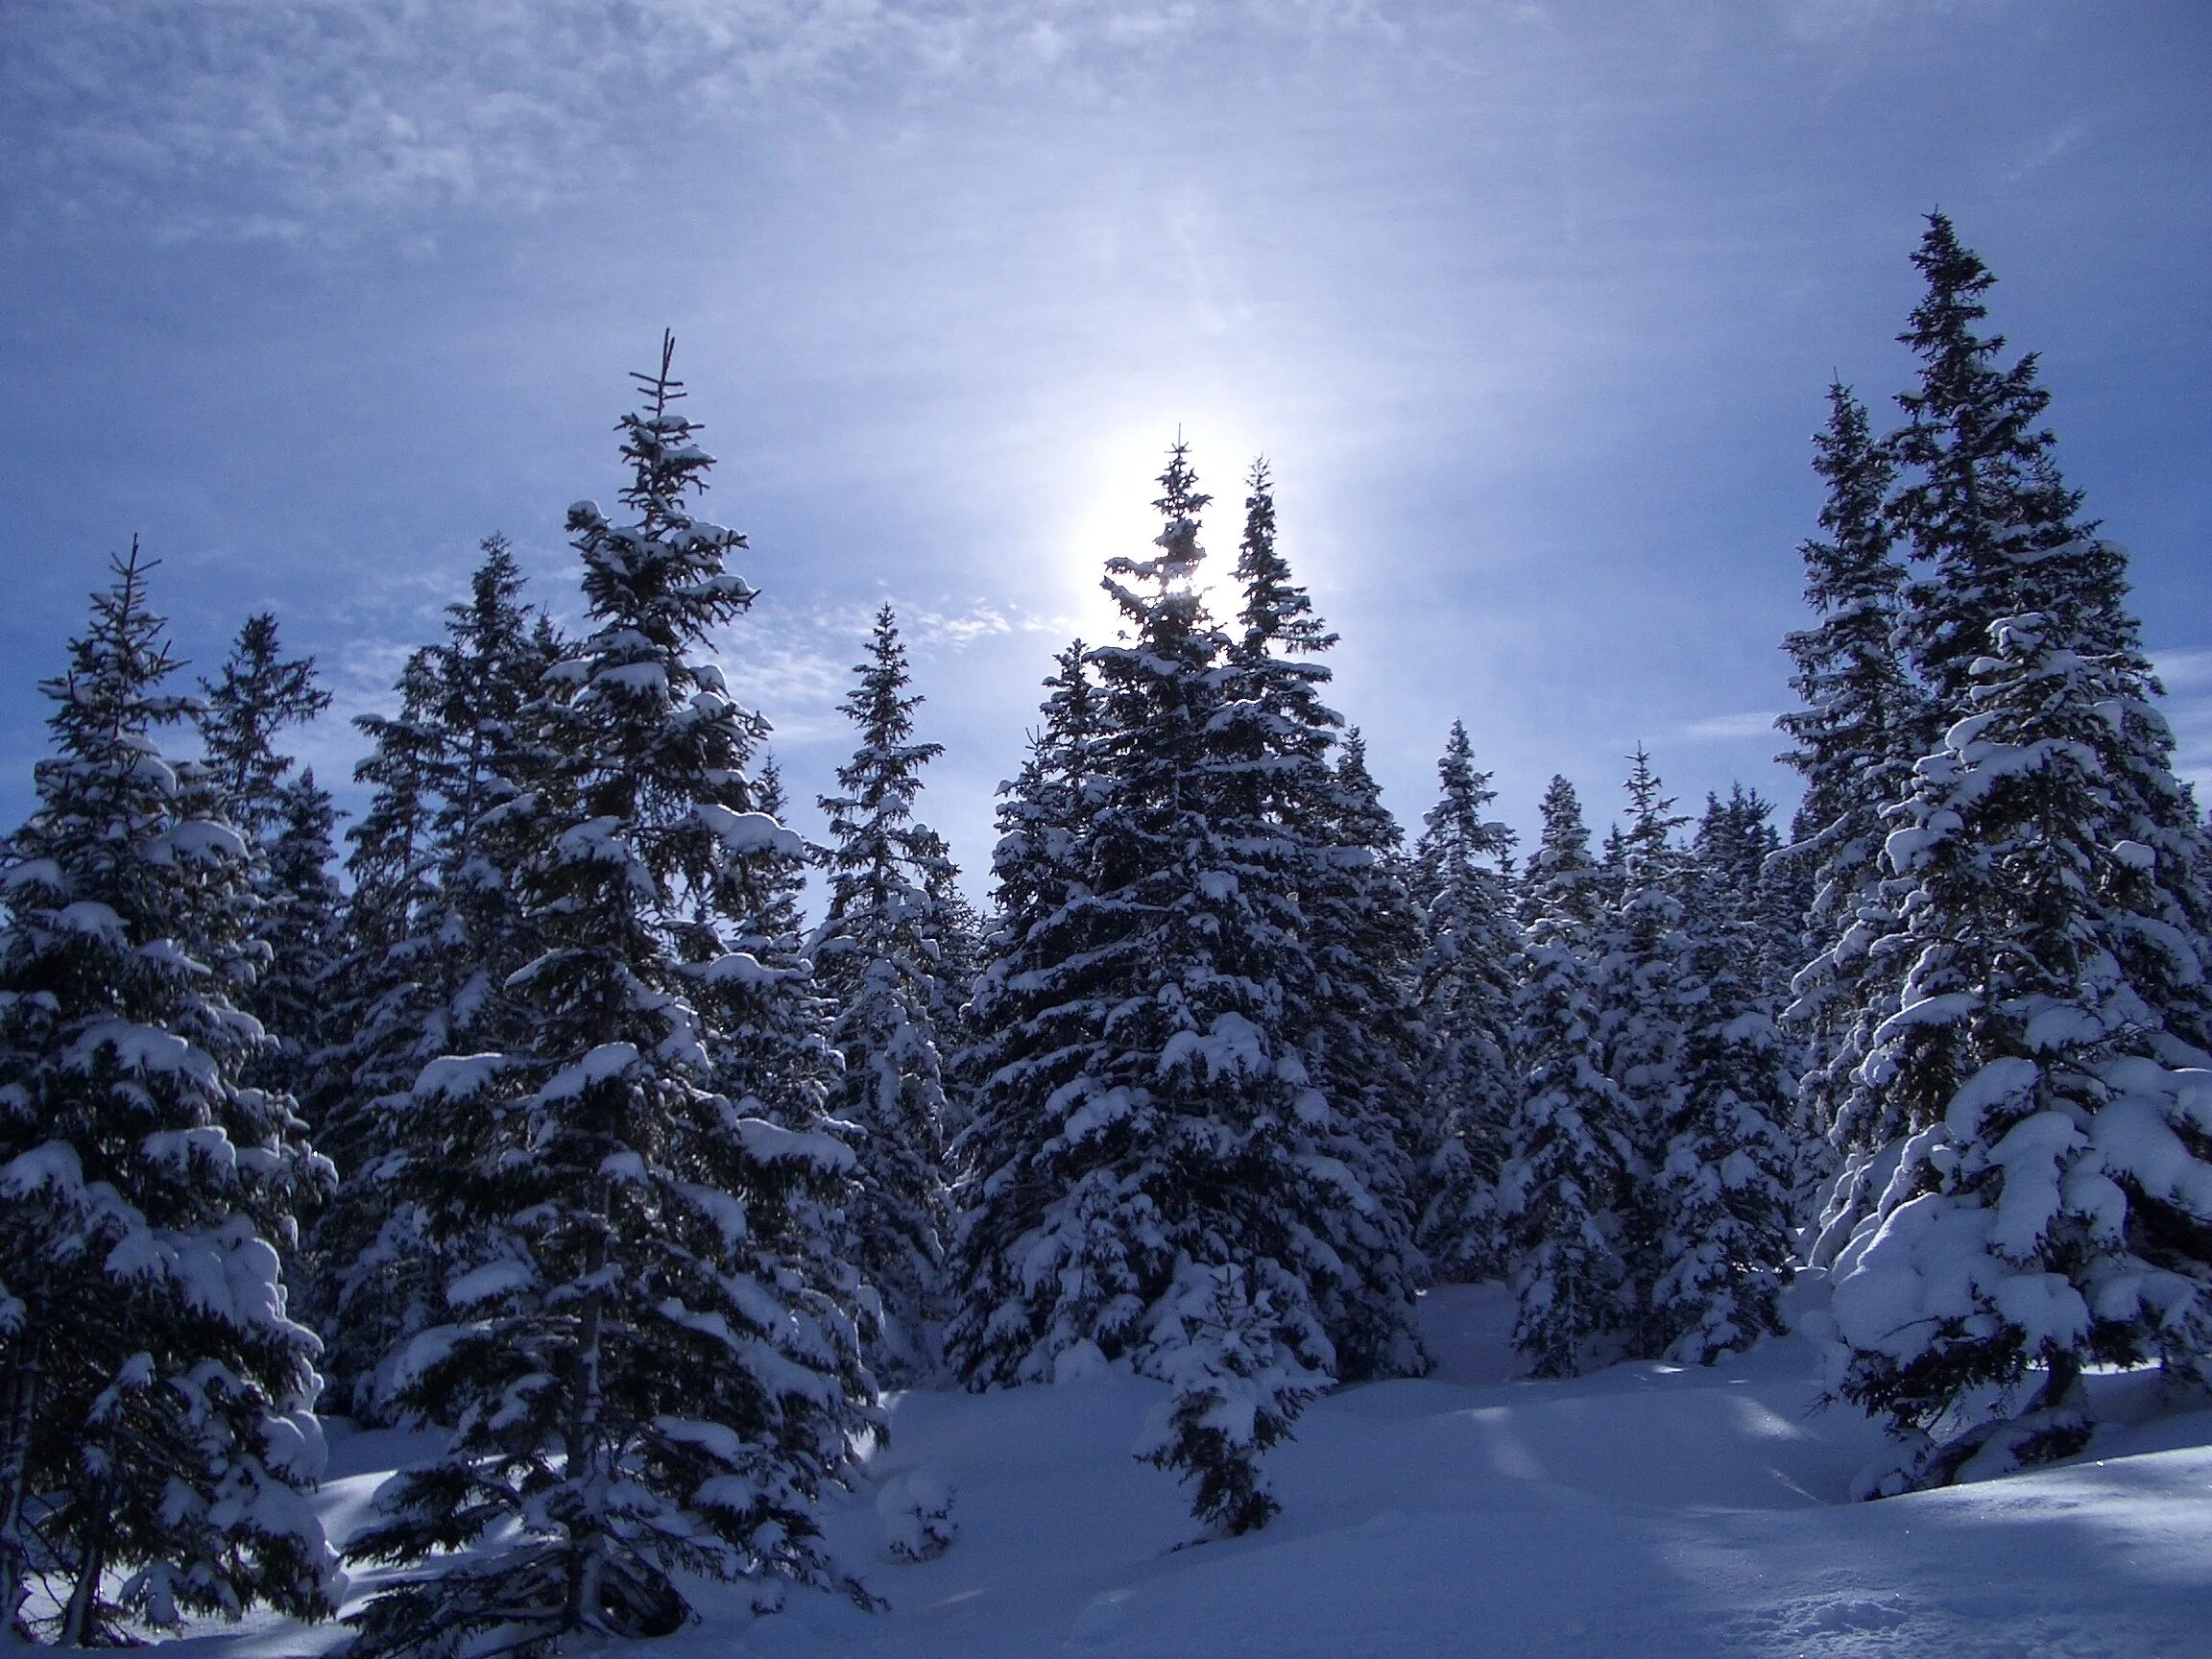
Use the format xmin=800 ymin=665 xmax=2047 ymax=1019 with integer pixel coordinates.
xmin=1043 ymin=397 xmax=1290 ymax=644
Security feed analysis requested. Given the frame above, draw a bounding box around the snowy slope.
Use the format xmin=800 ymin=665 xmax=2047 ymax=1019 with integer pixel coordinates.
xmin=174 ymin=1284 xmax=2212 ymax=1659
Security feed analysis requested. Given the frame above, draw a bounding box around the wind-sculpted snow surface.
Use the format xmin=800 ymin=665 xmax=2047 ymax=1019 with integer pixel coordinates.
xmin=164 ymin=1285 xmax=2212 ymax=1659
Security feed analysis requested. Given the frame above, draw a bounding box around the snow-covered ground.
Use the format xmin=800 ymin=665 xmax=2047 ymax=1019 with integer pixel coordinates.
xmin=180 ymin=1284 xmax=2212 ymax=1659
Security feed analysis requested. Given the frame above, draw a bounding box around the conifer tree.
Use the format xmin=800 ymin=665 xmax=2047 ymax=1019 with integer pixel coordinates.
xmin=257 ymin=770 xmax=343 ymax=1095
xmin=976 ymin=642 xmax=1103 ymax=960
xmin=198 ymin=613 xmax=332 ymax=845
xmin=301 ymin=649 xmax=448 ymax=1419
xmin=1223 ymin=463 xmax=1425 ymax=1380
xmin=809 ymin=604 xmax=958 ymax=1383
xmin=1409 ymin=721 xmax=1522 ymax=1282
xmin=1648 ymin=795 xmax=1797 ymax=1364
xmin=1591 ymin=747 xmax=1693 ymax=1343
xmin=196 ymin=615 xmax=336 ymax=1108
xmin=0 ymin=545 xmax=338 ymax=1643
xmin=306 ymin=539 xmax=560 ymax=1423
xmin=1829 ymin=221 xmax=2212 ymax=1492
xmin=948 ymin=444 xmax=1335 ymax=1534
xmin=1498 ymin=777 xmax=1637 ymax=1376
xmin=1319 ymin=725 xmax=1432 ymax=1290
xmin=420 ymin=535 xmax=556 ymax=1064
xmin=946 ymin=643 xmax=1101 ymax=1211
xmin=1776 ymin=385 xmax=1935 ymax=1262
xmin=348 ymin=338 xmax=877 ymax=1654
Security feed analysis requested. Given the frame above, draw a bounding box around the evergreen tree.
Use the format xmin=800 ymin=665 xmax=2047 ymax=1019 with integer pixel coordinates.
xmin=1318 ymin=725 xmax=1432 ymax=1292
xmin=197 ymin=613 xmax=331 ymax=845
xmin=1498 ymin=777 xmax=1637 ymax=1376
xmin=974 ymin=642 xmax=1103 ymax=964
xmin=709 ymin=751 xmax=843 ymax=1151
xmin=1409 ymin=721 xmax=1522 ymax=1282
xmin=1223 ymin=463 xmax=1425 ymax=1380
xmin=1591 ymin=746 xmax=1693 ymax=1346
xmin=1648 ymin=795 xmax=1797 ymax=1364
xmin=809 ymin=604 xmax=958 ymax=1383
xmin=196 ymin=614 xmax=336 ymax=1108
xmin=301 ymin=649 xmax=448 ymax=1420
xmin=348 ymin=338 xmax=877 ymax=1655
xmin=1829 ymin=222 xmax=2212 ymax=1493
xmin=256 ymin=771 xmax=344 ymax=1115
xmin=946 ymin=643 xmax=1101 ymax=1218
xmin=947 ymin=443 xmax=1336 ymax=1534
xmin=0 ymin=545 xmax=338 ymax=1643
xmin=306 ymin=539 xmax=559 ymax=1424
xmin=1777 ymin=385 xmax=1935 ymax=1263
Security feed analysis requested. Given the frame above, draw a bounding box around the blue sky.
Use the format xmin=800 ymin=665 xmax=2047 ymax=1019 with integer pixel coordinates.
xmin=3 ymin=0 xmax=2206 ymax=891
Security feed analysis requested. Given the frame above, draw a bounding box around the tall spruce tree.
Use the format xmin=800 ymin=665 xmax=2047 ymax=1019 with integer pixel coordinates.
xmin=196 ymin=615 xmax=336 ymax=1108
xmin=1319 ymin=724 xmax=1433 ymax=1291
xmin=1223 ymin=463 xmax=1425 ymax=1380
xmin=348 ymin=338 xmax=877 ymax=1655
xmin=302 ymin=648 xmax=448 ymax=1420
xmin=257 ymin=770 xmax=344 ymax=1114
xmin=947 ymin=444 xmax=1338 ymax=1534
xmin=1778 ymin=385 xmax=1930 ymax=1263
xmin=1409 ymin=721 xmax=1522 ymax=1282
xmin=0 ymin=546 xmax=338 ymax=1644
xmin=809 ymin=604 xmax=959 ymax=1383
xmin=1592 ymin=747 xmax=1694 ymax=1347
xmin=1648 ymin=795 xmax=1797 ymax=1364
xmin=1828 ymin=221 xmax=2212 ymax=1493
xmin=712 ymin=751 xmax=841 ymax=1146
xmin=306 ymin=538 xmax=560 ymax=1423
xmin=1498 ymin=776 xmax=1637 ymax=1376
xmin=946 ymin=642 xmax=1101 ymax=1228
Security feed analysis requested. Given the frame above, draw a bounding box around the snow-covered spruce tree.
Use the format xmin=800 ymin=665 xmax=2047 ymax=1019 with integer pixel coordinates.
xmin=301 ymin=648 xmax=449 ymax=1420
xmin=973 ymin=641 xmax=1103 ymax=966
xmin=420 ymin=535 xmax=561 ymax=1066
xmin=1222 ymin=462 xmax=1425 ymax=1381
xmin=348 ymin=337 xmax=878 ymax=1656
xmin=255 ymin=770 xmax=343 ymax=1118
xmin=1647 ymin=794 xmax=1797 ymax=1365
xmin=196 ymin=613 xmax=336 ymax=1106
xmin=1777 ymin=385 xmax=1929 ymax=1262
xmin=946 ymin=444 xmax=1332 ymax=1535
xmin=926 ymin=878 xmax=987 ymax=1150
xmin=808 ymin=604 xmax=959 ymax=1384
xmin=1827 ymin=224 xmax=2212 ymax=1494
xmin=1590 ymin=746 xmax=1694 ymax=1346
xmin=307 ymin=538 xmax=562 ymax=1424
xmin=1409 ymin=720 xmax=1523 ymax=1284
xmin=1319 ymin=725 xmax=1433 ymax=1286
xmin=709 ymin=749 xmax=841 ymax=1145
xmin=1695 ymin=785 xmax=1796 ymax=1010
xmin=944 ymin=642 xmax=1101 ymax=1217
xmin=1498 ymin=776 xmax=1638 ymax=1376
xmin=198 ymin=613 xmax=332 ymax=847
xmin=0 ymin=544 xmax=337 ymax=1644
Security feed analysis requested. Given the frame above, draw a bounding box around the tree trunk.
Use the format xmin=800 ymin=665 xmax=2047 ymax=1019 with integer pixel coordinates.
xmin=0 ymin=1338 xmax=43 ymax=1640
xmin=58 ymin=1475 xmax=109 ymax=1648
xmin=560 ymin=1191 xmax=611 ymax=1637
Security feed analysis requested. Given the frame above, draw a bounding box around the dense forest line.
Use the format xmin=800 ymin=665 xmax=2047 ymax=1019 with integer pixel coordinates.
xmin=2 ymin=212 xmax=2207 ymax=1652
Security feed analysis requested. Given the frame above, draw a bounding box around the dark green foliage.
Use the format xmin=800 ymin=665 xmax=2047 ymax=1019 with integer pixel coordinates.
xmin=810 ymin=604 xmax=958 ymax=1383
xmin=0 ymin=546 xmax=336 ymax=1644
xmin=347 ymin=340 xmax=877 ymax=1656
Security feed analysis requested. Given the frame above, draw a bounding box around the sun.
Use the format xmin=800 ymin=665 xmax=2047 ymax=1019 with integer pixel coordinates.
xmin=1046 ymin=403 xmax=1277 ymax=643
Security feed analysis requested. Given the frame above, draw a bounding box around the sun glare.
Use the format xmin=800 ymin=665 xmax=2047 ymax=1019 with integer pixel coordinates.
xmin=1047 ymin=402 xmax=1280 ymax=643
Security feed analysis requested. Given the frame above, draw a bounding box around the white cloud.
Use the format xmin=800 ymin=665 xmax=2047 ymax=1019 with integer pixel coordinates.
xmin=2006 ymin=117 xmax=2090 ymax=182
xmin=1 ymin=1 xmax=1396 ymax=246
xmin=1680 ymin=709 xmax=1785 ymax=741
xmin=2152 ymin=647 xmax=2212 ymax=805
xmin=2152 ymin=648 xmax=2212 ymax=693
